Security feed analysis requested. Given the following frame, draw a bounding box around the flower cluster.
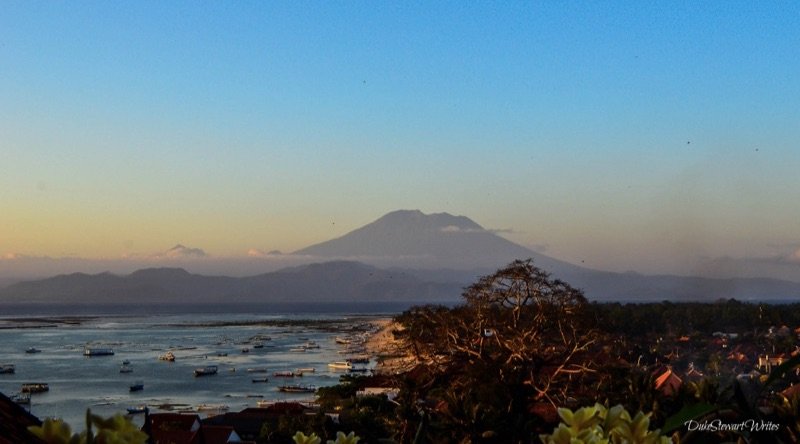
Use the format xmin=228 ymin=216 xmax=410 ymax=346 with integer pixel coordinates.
xmin=540 ymin=404 xmax=671 ymax=444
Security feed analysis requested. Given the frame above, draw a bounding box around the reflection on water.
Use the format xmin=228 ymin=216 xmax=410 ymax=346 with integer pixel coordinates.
xmin=0 ymin=309 xmax=389 ymax=429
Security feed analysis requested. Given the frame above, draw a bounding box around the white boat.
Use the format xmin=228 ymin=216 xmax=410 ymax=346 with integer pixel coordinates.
xmin=159 ymin=351 xmax=176 ymax=361
xmin=328 ymin=361 xmax=352 ymax=370
xmin=127 ymin=405 xmax=147 ymax=414
xmin=194 ymin=365 xmax=218 ymax=377
xmin=334 ymin=337 xmax=351 ymax=345
xmin=0 ymin=364 xmax=15 ymax=374
xmin=11 ymin=392 xmax=31 ymax=405
xmin=289 ymin=347 xmax=306 ymax=352
xmin=246 ymin=367 xmax=268 ymax=373
xmin=84 ymin=348 xmax=114 ymax=356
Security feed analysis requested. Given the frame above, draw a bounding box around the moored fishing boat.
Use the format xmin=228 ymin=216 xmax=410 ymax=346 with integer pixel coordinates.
xmin=327 ymin=361 xmax=352 ymax=370
xmin=252 ymin=377 xmax=269 ymax=383
xmin=246 ymin=367 xmax=268 ymax=373
xmin=129 ymin=381 xmax=144 ymax=392
xmin=272 ymin=371 xmax=295 ymax=377
xmin=127 ymin=405 xmax=147 ymax=414
xmin=21 ymin=383 xmax=49 ymax=393
xmin=0 ymin=364 xmax=15 ymax=374
xmin=194 ymin=365 xmax=218 ymax=377
xmin=11 ymin=392 xmax=31 ymax=405
xmin=25 ymin=347 xmax=41 ymax=354
xmin=84 ymin=348 xmax=114 ymax=356
xmin=278 ymin=384 xmax=316 ymax=393
xmin=296 ymin=367 xmax=315 ymax=373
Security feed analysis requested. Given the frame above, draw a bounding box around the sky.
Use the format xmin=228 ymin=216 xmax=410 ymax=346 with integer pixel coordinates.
xmin=2 ymin=2 xmax=800 ymax=279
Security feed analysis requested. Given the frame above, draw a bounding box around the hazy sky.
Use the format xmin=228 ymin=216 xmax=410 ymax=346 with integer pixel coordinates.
xmin=2 ymin=2 xmax=799 ymax=276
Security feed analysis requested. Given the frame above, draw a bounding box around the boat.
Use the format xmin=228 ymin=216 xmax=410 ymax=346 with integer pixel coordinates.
xmin=328 ymin=361 xmax=352 ymax=370
xmin=273 ymin=371 xmax=295 ymax=377
xmin=122 ymin=359 xmax=131 ymax=365
xmin=246 ymin=367 xmax=268 ymax=373
xmin=11 ymin=392 xmax=31 ymax=405
xmin=253 ymin=343 xmax=264 ymax=349
xmin=0 ymin=364 xmax=15 ymax=374
xmin=347 ymin=356 xmax=370 ymax=364
xmin=289 ymin=347 xmax=306 ymax=352
xmin=241 ymin=347 xmax=250 ymax=353
xmin=129 ymin=381 xmax=144 ymax=392
xmin=127 ymin=405 xmax=147 ymax=414
xmin=159 ymin=351 xmax=176 ymax=361
xmin=348 ymin=367 xmax=369 ymax=373
xmin=216 ymin=352 xmax=228 ymax=357
xmin=21 ymin=383 xmax=49 ymax=393
xmin=334 ymin=337 xmax=351 ymax=345
xmin=194 ymin=365 xmax=218 ymax=377
xmin=251 ymin=377 xmax=269 ymax=383
xmin=296 ymin=367 xmax=315 ymax=374
xmin=84 ymin=348 xmax=114 ymax=356
xmin=25 ymin=347 xmax=41 ymax=354
xmin=119 ymin=364 xmax=133 ymax=373
xmin=196 ymin=403 xmax=229 ymax=413
xmin=278 ymin=384 xmax=316 ymax=393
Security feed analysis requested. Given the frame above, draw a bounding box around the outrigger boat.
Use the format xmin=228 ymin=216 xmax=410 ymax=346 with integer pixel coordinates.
xmin=127 ymin=405 xmax=147 ymax=414
xmin=194 ymin=365 xmax=218 ymax=377
xmin=278 ymin=384 xmax=316 ymax=393
xmin=84 ymin=348 xmax=114 ymax=356
xmin=21 ymin=383 xmax=49 ymax=393
xmin=328 ymin=361 xmax=352 ymax=370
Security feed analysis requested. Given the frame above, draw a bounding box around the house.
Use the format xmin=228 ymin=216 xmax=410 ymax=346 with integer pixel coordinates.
xmin=147 ymin=413 xmax=201 ymax=444
xmin=0 ymin=391 xmax=46 ymax=444
xmin=757 ymin=354 xmax=785 ymax=373
xmin=653 ymin=367 xmax=682 ymax=397
xmin=200 ymin=425 xmax=247 ymax=444
xmin=146 ymin=413 xmax=257 ymax=444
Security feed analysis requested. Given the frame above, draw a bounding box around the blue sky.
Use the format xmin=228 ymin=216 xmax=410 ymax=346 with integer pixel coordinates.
xmin=2 ymin=1 xmax=799 ymax=276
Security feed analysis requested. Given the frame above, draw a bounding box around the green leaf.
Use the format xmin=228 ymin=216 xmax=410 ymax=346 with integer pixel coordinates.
xmin=661 ymin=403 xmax=717 ymax=434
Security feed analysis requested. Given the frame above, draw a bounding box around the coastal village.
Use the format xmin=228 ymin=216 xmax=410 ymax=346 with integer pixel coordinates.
xmin=3 ymin=303 xmax=800 ymax=443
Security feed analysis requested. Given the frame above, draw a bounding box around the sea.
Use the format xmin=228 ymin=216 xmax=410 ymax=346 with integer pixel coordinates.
xmin=0 ymin=302 xmax=413 ymax=430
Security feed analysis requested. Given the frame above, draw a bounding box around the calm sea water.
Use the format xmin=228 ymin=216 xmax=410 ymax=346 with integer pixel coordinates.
xmin=0 ymin=304 xmax=403 ymax=430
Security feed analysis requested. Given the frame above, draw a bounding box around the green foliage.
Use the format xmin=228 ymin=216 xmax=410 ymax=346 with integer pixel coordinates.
xmin=28 ymin=409 xmax=147 ymax=444
xmin=539 ymin=404 xmax=671 ymax=444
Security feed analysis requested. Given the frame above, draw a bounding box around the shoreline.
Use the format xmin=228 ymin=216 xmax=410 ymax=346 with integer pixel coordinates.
xmin=365 ymin=318 xmax=416 ymax=375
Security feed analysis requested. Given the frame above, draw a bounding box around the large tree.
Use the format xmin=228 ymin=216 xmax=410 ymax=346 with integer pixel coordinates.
xmin=395 ymin=259 xmax=599 ymax=443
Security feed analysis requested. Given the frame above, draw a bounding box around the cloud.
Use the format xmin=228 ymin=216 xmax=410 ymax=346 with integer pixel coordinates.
xmin=247 ymin=248 xmax=267 ymax=258
xmin=440 ymin=225 xmax=485 ymax=233
xmin=156 ymin=244 xmax=207 ymax=259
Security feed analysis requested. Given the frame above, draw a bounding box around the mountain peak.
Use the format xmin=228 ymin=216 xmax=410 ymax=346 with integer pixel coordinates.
xmin=294 ymin=210 xmax=539 ymax=269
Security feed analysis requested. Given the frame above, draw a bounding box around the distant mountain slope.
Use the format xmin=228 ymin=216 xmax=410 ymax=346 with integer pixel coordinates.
xmin=295 ymin=209 xmax=584 ymax=273
xmin=0 ymin=262 xmax=462 ymax=305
